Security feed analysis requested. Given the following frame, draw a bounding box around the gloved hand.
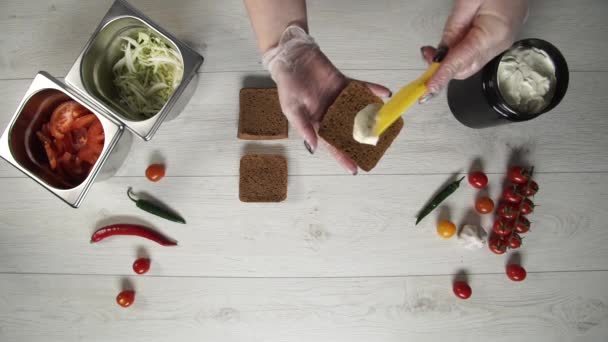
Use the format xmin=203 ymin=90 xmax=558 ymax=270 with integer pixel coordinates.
xmin=421 ymin=0 xmax=529 ymax=97
xmin=263 ymin=25 xmax=391 ymax=175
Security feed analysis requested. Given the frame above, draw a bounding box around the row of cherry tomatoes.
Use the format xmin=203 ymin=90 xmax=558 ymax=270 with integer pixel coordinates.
xmin=453 ymin=264 xmax=527 ymax=299
xmin=451 ymin=167 xmax=534 ymax=300
xmin=115 ymin=258 xmax=152 ymax=307
xmin=489 ymin=166 xmax=538 ymax=254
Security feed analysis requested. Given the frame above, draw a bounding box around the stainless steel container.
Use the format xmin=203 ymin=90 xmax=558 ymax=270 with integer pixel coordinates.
xmin=0 ymin=72 xmax=130 ymax=207
xmin=0 ymin=0 xmax=203 ymax=207
xmin=66 ymin=0 xmax=204 ymax=140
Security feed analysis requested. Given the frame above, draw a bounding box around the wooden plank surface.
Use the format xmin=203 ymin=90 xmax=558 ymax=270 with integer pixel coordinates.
xmin=1 ymin=1 xmax=608 ymax=341
xmin=0 ymin=0 xmax=606 ymax=79
xmin=1 ymin=272 xmax=607 ymax=342
xmin=1 ymin=70 xmax=607 ymax=178
xmin=0 ymin=173 xmax=606 ymax=277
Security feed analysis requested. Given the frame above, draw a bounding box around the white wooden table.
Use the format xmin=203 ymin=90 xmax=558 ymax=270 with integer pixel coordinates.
xmin=1 ymin=1 xmax=608 ymax=341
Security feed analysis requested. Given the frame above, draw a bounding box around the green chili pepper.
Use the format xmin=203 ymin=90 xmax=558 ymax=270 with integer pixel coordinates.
xmin=127 ymin=188 xmax=186 ymax=224
xmin=416 ymin=176 xmax=465 ymax=225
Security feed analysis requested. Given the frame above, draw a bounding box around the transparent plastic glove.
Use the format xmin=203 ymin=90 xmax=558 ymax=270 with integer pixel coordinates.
xmin=421 ymin=0 xmax=529 ymax=96
xmin=263 ymin=25 xmax=391 ymax=175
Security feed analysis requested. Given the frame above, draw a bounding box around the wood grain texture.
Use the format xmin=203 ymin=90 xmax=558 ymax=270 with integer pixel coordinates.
xmin=1 ymin=1 xmax=607 ymax=341
xmin=0 ymin=0 xmax=606 ymax=79
xmin=0 ymin=173 xmax=606 ymax=277
xmin=1 ymin=71 xmax=607 ymax=178
xmin=1 ymin=272 xmax=607 ymax=342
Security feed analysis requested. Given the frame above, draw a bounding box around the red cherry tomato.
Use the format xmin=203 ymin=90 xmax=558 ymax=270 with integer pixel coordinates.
xmin=515 ymin=217 xmax=531 ymax=234
xmin=506 ymin=264 xmax=527 ymax=281
xmin=146 ymin=164 xmax=166 ymax=182
xmin=488 ymin=235 xmax=508 ymax=254
xmin=468 ymin=171 xmax=488 ymax=189
xmin=475 ymin=196 xmax=495 ymax=214
xmin=516 ymin=180 xmax=539 ymax=197
xmin=520 ymin=198 xmax=535 ymax=215
xmin=497 ymin=203 xmax=519 ymax=220
xmin=493 ymin=219 xmax=513 ymax=237
xmin=507 ymin=233 xmax=522 ymax=249
xmin=453 ymin=281 xmax=472 ymax=299
xmin=502 ymin=185 xmax=523 ymax=204
xmin=133 ymin=258 xmax=151 ymax=275
xmin=508 ymin=166 xmax=531 ymax=184
xmin=116 ymin=290 xmax=135 ymax=308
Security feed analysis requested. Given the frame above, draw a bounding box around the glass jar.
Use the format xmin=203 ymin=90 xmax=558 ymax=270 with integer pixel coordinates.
xmin=447 ymin=38 xmax=569 ymax=129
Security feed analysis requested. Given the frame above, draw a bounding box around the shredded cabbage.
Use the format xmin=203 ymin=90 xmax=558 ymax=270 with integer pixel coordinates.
xmin=112 ymin=31 xmax=184 ymax=118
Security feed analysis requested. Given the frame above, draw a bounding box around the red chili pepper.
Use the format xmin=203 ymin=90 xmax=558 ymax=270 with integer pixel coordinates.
xmin=90 ymin=224 xmax=177 ymax=246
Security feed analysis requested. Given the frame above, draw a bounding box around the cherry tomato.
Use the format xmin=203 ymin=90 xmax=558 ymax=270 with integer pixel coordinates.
xmin=436 ymin=220 xmax=457 ymax=239
xmin=502 ymin=185 xmax=523 ymax=204
xmin=497 ymin=203 xmax=519 ymax=220
xmin=520 ymin=198 xmax=535 ymax=215
xmin=133 ymin=258 xmax=151 ymax=274
xmin=507 ymin=233 xmax=522 ymax=249
xmin=516 ymin=180 xmax=539 ymax=197
xmin=493 ymin=219 xmax=513 ymax=237
xmin=507 ymin=166 xmax=531 ymax=184
xmin=468 ymin=171 xmax=488 ymax=189
xmin=506 ymin=264 xmax=527 ymax=281
xmin=146 ymin=164 xmax=166 ymax=182
xmin=116 ymin=290 xmax=135 ymax=308
xmin=475 ymin=196 xmax=495 ymax=214
xmin=488 ymin=235 xmax=508 ymax=254
xmin=515 ymin=217 xmax=531 ymax=234
xmin=453 ymin=281 xmax=472 ymax=299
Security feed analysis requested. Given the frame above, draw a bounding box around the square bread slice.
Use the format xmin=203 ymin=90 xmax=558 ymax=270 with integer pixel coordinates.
xmin=239 ymin=154 xmax=287 ymax=202
xmin=238 ymin=88 xmax=288 ymax=140
xmin=318 ymin=81 xmax=403 ymax=172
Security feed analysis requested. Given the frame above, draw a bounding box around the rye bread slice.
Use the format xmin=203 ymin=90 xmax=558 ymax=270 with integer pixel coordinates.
xmin=318 ymin=81 xmax=403 ymax=172
xmin=238 ymin=88 xmax=288 ymax=140
xmin=239 ymin=154 xmax=287 ymax=202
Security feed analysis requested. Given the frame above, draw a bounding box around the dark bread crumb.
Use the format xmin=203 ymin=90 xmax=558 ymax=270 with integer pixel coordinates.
xmin=239 ymin=154 xmax=287 ymax=202
xmin=238 ymin=88 xmax=288 ymax=140
xmin=318 ymin=81 xmax=403 ymax=172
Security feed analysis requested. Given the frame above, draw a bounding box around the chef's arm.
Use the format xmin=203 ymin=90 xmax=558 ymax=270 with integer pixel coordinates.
xmin=244 ymin=0 xmax=308 ymax=53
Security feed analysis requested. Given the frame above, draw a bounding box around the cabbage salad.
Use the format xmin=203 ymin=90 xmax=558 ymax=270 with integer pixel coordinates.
xmin=112 ymin=31 xmax=184 ymax=118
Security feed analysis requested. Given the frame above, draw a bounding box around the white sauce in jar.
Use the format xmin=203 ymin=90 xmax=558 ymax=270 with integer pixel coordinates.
xmin=497 ymin=47 xmax=556 ymax=114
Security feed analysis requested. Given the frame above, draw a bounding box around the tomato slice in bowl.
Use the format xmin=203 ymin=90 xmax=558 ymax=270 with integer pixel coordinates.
xmin=49 ymin=101 xmax=90 ymax=139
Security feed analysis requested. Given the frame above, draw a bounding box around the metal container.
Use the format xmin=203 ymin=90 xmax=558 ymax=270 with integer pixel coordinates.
xmin=0 ymin=0 xmax=203 ymax=207
xmin=0 ymin=72 xmax=131 ymax=208
xmin=66 ymin=0 xmax=204 ymax=140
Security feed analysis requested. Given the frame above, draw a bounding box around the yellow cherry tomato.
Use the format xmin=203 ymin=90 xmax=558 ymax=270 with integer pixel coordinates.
xmin=437 ymin=220 xmax=457 ymax=239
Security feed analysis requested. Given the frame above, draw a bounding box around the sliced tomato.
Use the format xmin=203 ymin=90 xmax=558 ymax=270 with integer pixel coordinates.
xmin=71 ymin=114 xmax=97 ymax=130
xmin=42 ymin=142 xmax=58 ymax=170
xmin=78 ymin=145 xmax=101 ymax=165
xmin=77 ymin=120 xmax=104 ymax=166
xmin=37 ymin=101 xmax=102 ymax=183
xmin=36 ymin=125 xmax=52 ymax=145
xmin=87 ymin=121 xmax=105 ymax=145
xmin=71 ymin=127 xmax=88 ymax=150
xmin=49 ymin=101 xmax=89 ymax=139
xmin=59 ymin=152 xmax=85 ymax=179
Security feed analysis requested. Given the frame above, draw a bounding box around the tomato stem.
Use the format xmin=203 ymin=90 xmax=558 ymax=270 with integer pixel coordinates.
xmin=127 ymin=187 xmax=138 ymax=203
